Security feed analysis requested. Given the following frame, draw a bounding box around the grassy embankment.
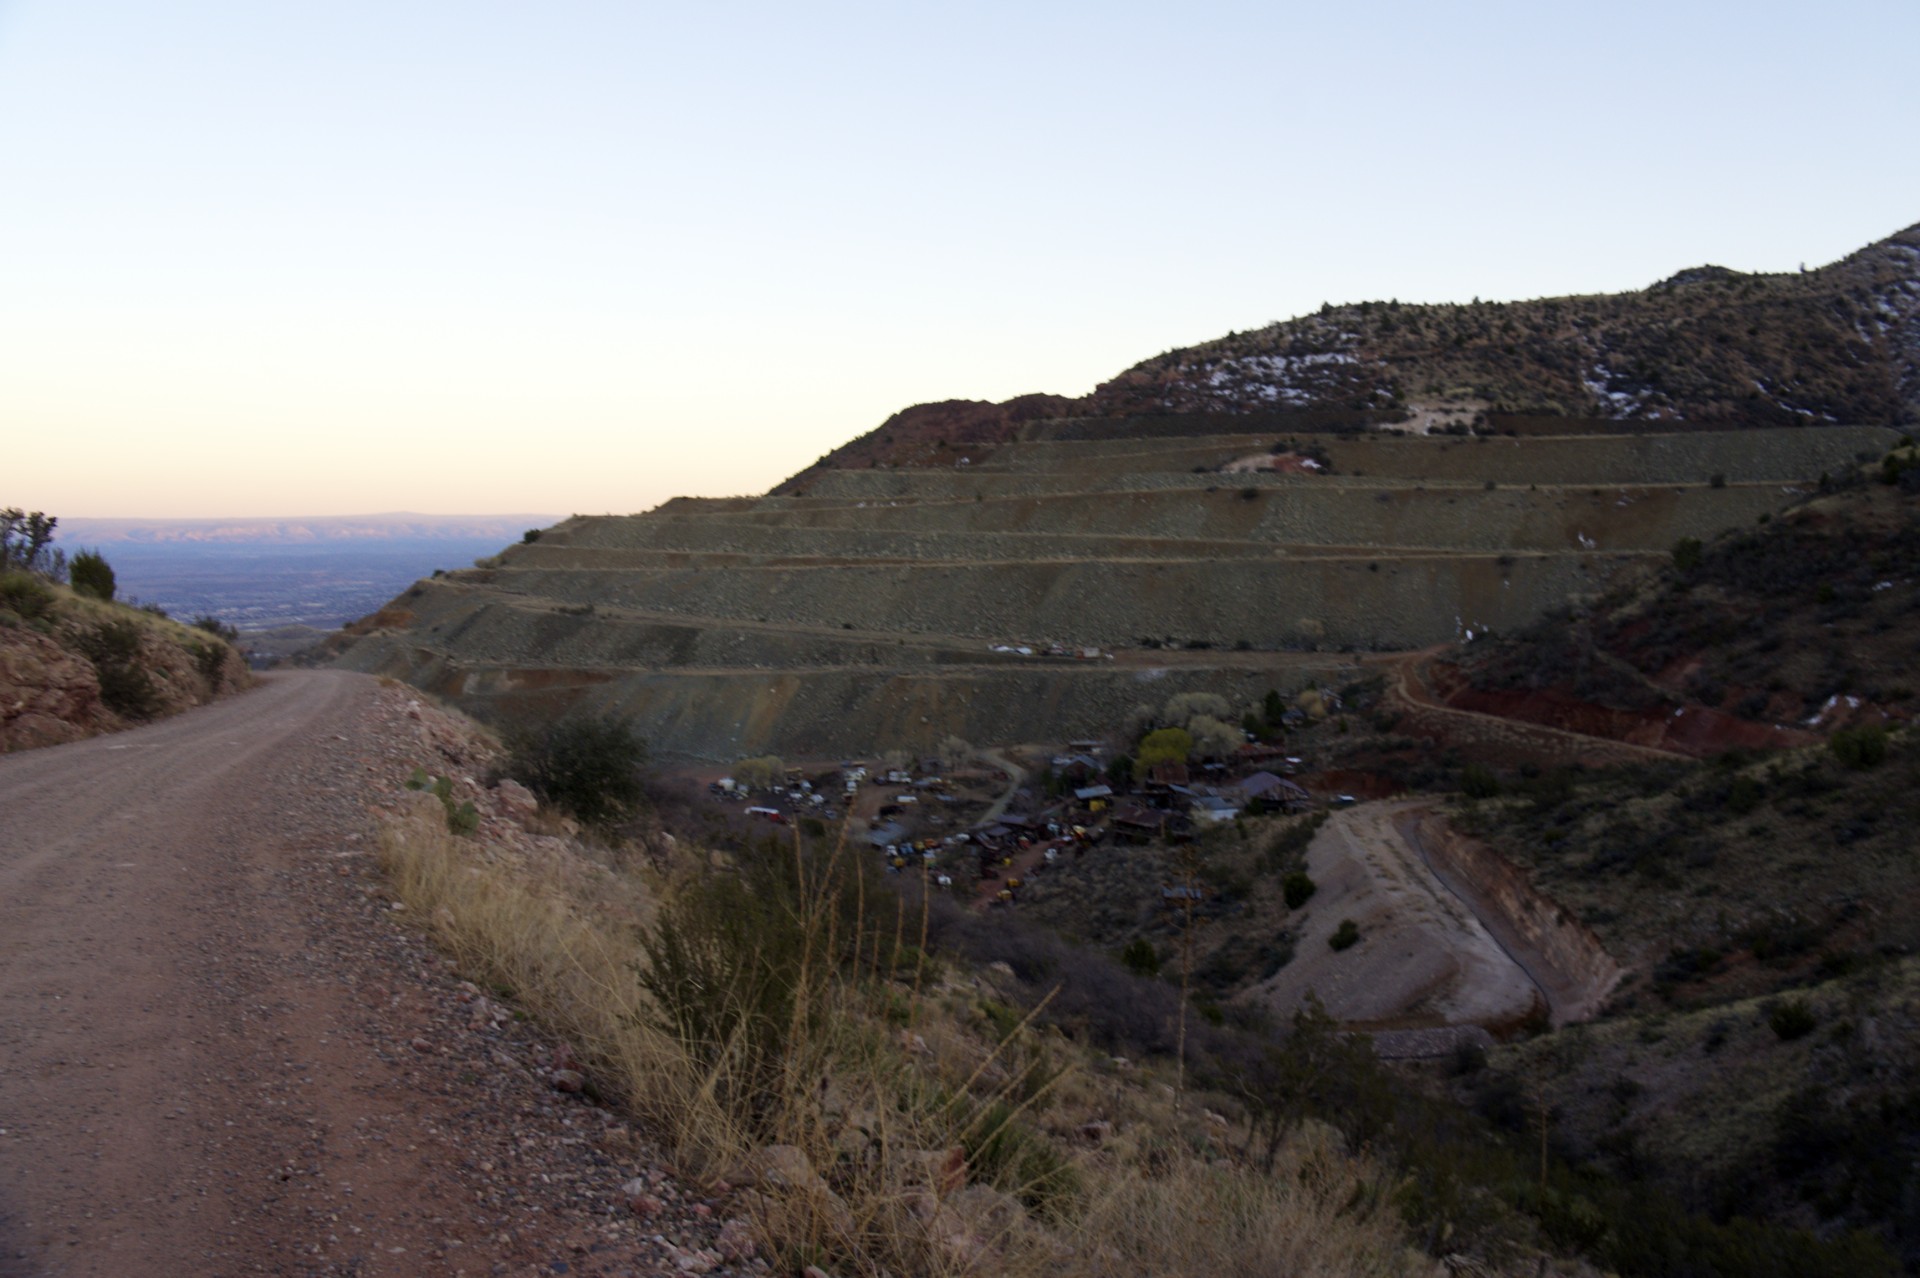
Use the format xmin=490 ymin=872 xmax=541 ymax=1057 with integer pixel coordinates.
xmin=375 ymin=805 xmax=1419 ymax=1278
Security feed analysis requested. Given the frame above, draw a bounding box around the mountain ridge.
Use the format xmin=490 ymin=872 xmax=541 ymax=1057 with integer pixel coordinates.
xmin=59 ymin=512 xmax=562 ymax=545
xmin=781 ymin=220 xmax=1919 ymax=482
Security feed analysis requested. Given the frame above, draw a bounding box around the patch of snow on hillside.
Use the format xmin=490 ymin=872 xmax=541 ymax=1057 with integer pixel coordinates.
xmin=1752 ymin=378 xmax=1820 ymax=419
xmin=1193 ymin=349 xmax=1366 ymax=410
xmin=1582 ymin=363 xmax=1655 ymax=417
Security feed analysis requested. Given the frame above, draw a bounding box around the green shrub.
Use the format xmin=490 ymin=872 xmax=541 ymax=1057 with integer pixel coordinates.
xmin=638 ymin=866 xmax=817 ymax=1136
xmin=446 ymin=800 xmax=480 ymax=836
xmin=1119 ymin=937 xmax=1162 ymax=976
xmin=192 ymin=615 xmax=240 ymax=642
xmin=1329 ymin=919 xmax=1361 ymax=951
xmin=0 ymin=508 xmax=59 ymax=575
xmin=521 ymin=528 xmax=542 ymax=543
xmin=960 ymin=1098 xmax=1081 ymax=1220
xmin=1282 ymin=871 xmax=1317 ymax=909
xmin=76 ymin=619 xmax=158 ymax=718
xmin=0 ymin=570 xmax=55 ymax=621
xmin=1672 ymin=537 xmax=1704 ymax=574
xmin=507 ymin=713 xmax=648 ymax=826
xmin=1768 ymin=997 xmax=1817 ymax=1041
xmin=404 ymin=768 xmax=482 ymax=836
xmin=191 ymin=642 xmax=226 ymax=689
xmin=69 ymin=549 xmax=116 ymax=601
xmin=1726 ymin=774 xmax=1764 ymax=815
xmin=732 ymin=754 xmax=785 ymax=789
xmin=1136 ymin=726 xmax=1193 ymax=768
xmin=1828 ymin=723 xmax=1888 ymax=770
xmin=1460 ymin=762 xmax=1502 ymax=799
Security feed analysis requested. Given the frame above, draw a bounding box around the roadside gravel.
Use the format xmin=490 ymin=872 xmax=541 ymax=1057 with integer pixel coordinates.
xmin=0 ymin=671 xmax=750 ymax=1278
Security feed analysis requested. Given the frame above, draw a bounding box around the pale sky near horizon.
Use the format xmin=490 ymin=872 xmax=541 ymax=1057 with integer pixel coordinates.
xmin=4 ymin=1 xmax=1917 ymax=520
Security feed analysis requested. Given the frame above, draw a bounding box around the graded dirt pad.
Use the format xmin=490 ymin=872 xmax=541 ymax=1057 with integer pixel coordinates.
xmin=1243 ymin=801 xmax=1544 ymax=1031
xmin=0 ymin=672 xmax=724 ymax=1278
xmin=1241 ymin=800 xmax=1619 ymax=1037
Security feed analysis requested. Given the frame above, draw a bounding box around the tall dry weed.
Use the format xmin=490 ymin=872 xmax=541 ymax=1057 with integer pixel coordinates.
xmin=377 ymin=808 xmax=1420 ymax=1277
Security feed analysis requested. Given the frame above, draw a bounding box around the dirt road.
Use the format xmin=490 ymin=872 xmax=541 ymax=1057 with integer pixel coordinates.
xmin=1377 ymin=647 xmax=1686 ymax=768
xmin=0 ymin=671 xmax=702 ymax=1278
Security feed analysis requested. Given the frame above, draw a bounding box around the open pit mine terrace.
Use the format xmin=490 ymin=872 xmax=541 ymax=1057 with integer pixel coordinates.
xmin=338 ymin=422 xmax=1898 ymax=760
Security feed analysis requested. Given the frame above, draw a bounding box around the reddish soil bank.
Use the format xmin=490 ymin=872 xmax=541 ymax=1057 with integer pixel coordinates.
xmin=1426 ymin=660 xmax=1814 ymax=758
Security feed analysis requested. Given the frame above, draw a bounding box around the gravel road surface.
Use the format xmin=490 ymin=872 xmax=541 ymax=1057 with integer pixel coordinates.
xmin=0 ymin=671 xmax=731 ymax=1278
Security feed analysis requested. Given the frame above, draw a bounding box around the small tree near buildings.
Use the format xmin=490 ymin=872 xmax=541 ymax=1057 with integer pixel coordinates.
xmin=1137 ymin=727 xmax=1193 ymax=769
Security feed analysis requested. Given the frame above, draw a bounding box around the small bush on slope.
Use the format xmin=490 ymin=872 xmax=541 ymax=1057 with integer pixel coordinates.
xmin=0 ymin=571 xmax=55 ymax=622
xmin=69 ymin=549 xmax=116 ymax=601
xmin=75 ymin=619 xmax=159 ymax=719
xmin=507 ymin=713 xmax=647 ymax=827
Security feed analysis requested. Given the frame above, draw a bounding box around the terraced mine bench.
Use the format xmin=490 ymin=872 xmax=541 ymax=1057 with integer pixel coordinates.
xmin=338 ymin=422 xmax=1900 ymax=760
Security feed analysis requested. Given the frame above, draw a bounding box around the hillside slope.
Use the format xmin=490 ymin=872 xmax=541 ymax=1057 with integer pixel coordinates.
xmin=1445 ymin=439 xmax=1920 ymax=753
xmin=784 ymin=220 xmax=1920 ymax=478
xmin=0 ymin=574 xmax=250 ymax=751
xmin=339 ymin=223 xmax=1917 ymax=760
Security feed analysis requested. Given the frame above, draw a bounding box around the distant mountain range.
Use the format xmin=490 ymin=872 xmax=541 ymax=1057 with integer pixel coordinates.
xmin=57 ymin=513 xmax=560 ymax=546
xmin=48 ymin=514 xmax=559 ymax=631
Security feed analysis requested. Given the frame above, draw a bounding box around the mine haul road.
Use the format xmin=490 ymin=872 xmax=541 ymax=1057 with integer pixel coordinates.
xmin=0 ymin=671 xmax=645 ymax=1278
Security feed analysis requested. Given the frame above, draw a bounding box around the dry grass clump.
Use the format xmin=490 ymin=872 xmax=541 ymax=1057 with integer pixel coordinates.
xmin=374 ymin=808 xmax=684 ymax=1120
xmin=377 ymin=809 xmax=1424 ymax=1276
xmin=1074 ymin=1143 xmax=1411 ymax=1278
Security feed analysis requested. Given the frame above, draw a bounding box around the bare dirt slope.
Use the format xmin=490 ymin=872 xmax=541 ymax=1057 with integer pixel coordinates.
xmin=0 ymin=672 xmax=716 ymax=1278
xmin=1244 ymin=800 xmax=1543 ymax=1031
xmin=1243 ymin=800 xmax=1619 ymax=1036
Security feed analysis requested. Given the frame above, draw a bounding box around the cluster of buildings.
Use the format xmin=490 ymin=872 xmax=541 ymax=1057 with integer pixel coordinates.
xmin=704 ymin=741 xmax=1337 ymax=908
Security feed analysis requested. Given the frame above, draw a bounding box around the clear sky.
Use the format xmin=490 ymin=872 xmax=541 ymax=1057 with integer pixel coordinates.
xmin=4 ymin=1 xmax=1916 ymax=519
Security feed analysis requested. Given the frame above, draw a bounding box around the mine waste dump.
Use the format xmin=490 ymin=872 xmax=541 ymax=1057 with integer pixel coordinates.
xmin=334 ymin=419 xmax=1897 ymax=760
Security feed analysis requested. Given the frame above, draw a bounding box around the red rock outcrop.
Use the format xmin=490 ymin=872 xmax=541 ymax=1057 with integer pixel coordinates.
xmin=0 ymin=627 xmax=107 ymax=750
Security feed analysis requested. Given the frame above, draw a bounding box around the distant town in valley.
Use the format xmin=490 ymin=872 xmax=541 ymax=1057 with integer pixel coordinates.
xmin=53 ymin=514 xmax=558 ymax=630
